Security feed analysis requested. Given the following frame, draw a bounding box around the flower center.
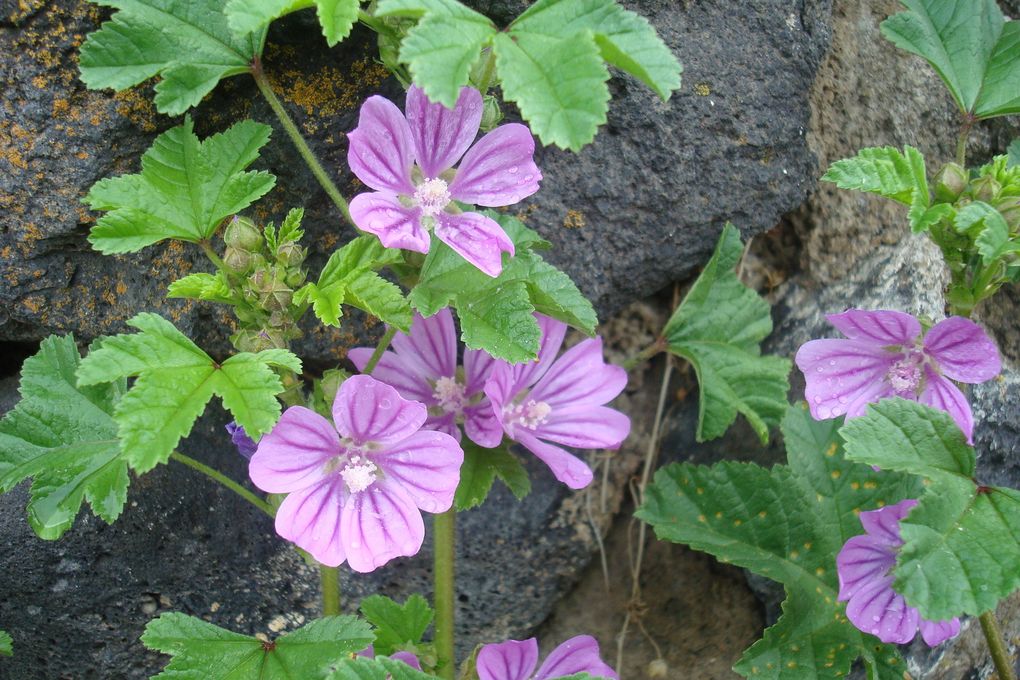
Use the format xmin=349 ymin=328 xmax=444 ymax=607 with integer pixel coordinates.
xmin=339 ymin=455 xmax=378 ymax=493
xmin=886 ymin=350 xmax=925 ymax=396
xmin=433 ymin=376 xmax=467 ymax=415
xmin=413 ymin=177 xmax=451 ymax=217
xmin=503 ymin=399 xmax=552 ymax=432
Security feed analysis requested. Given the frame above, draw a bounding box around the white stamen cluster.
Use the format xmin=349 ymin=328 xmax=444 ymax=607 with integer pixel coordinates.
xmin=340 ymin=456 xmax=378 ymax=493
xmin=413 ymin=177 xmax=451 ymax=217
xmin=503 ymin=399 xmax=552 ymax=432
xmin=887 ymin=351 xmax=924 ymax=395
xmin=433 ymin=376 xmax=467 ymax=415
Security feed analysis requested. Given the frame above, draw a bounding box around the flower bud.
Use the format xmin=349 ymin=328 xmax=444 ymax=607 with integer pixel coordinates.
xmin=933 ymin=162 xmax=967 ymax=203
xmin=994 ymin=195 xmax=1020 ymax=229
xmin=285 ymin=268 xmax=306 ymax=288
xmin=480 ymin=94 xmax=503 ymax=132
xmin=276 ymin=242 xmax=306 ymax=267
xmin=224 ymin=215 xmax=262 ymax=251
xmin=647 ymin=659 xmax=669 ymax=678
xmin=231 ymin=329 xmax=270 ymax=353
xmin=969 ymin=175 xmax=1001 ymax=203
xmin=223 ymin=246 xmax=253 ymax=273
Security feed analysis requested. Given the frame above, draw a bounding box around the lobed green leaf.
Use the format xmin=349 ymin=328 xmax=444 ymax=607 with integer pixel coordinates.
xmin=454 ymin=440 xmax=531 ymax=511
xmin=79 ymin=0 xmax=264 ymax=115
xmin=359 ymin=594 xmax=433 ymax=656
xmin=142 ymin=612 xmax=374 ymax=679
xmin=822 ymin=145 xmax=927 ymax=207
xmin=663 ymin=223 xmax=790 ymax=443
xmin=0 ymin=335 xmax=129 ymax=540
xmin=85 ymin=118 xmax=275 ymax=254
xmin=225 ymin=0 xmax=360 ymax=47
xmin=167 ymin=273 xmax=235 ymax=304
xmin=326 ymin=657 xmax=435 ymax=680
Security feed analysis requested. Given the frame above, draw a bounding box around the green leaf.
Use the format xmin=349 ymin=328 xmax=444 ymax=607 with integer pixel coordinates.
xmin=297 ymin=235 xmax=409 ymax=329
xmin=0 ymin=335 xmax=129 ymax=540
xmin=167 ymin=272 xmax=235 ymax=304
xmin=821 ymin=145 xmax=927 ymax=207
xmin=0 ymin=630 xmax=10 ymax=657
xmin=85 ymin=118 xmax=275 ymax=254
xmin=454 ymin=440 xmax=530 ymax=511
xmin=637 ymin=404 xmax=922 ymax=679
xmin=225 ymin=0 xmax=360 ymax=47
xmin=76 ymin=313 xmax=301 ymax=473
xmin=410 ymin=211 xmax=594 ymax=362
xmin=663 ymin=223 xmax=790 ymax=443
xmin=142 ymin=612 xmax=374 ymax=679
xmin=326 ymin=656 xmax=435 ymax=680
xmin=493 ymin=32 xmax=609 ymax=151
xmin=908 ymin=202 xmax=954 ymax=234
xmin=881 ymin=0 xmax=1020 ymax=119
xmin=509 ymin=0 xmax=682 ymax=100
xmin=953 ymin=202 xmax=1020 ymax=265
xmin=1009 ymin=139 xmax=1020 ymax=168
xmin=359 ymin=595 xmax=433 ymax=655
xmin=840 ymin=399 xmax=1020 ymax=620
xmin=79 ymin=0 xmax=264 ymax=115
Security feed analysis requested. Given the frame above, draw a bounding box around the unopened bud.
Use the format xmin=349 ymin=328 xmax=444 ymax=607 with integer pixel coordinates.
xmin=224 ymin=215 xmax=262 ymax=251
xmin=994 ymin=195 xmax=1020 ymax=228
xmin=480 ymin=94 xmax=503 ymax=132
xmin=969 ymin=175 xmax=1001 ymax=203
xmin=276 ymin=242 xmax=306 ymax=267
xmin=223 ymin=246 xmax=253 ymax=273
xmin=933 ymin=162 xmax=968 ymax=203
xmin=285 ymin=268 xmax=306 ymax=288
xmin=231 ymin=329 xmax=271 ymax=353
xmin=647 ymin=659 xmax=669 ymax=678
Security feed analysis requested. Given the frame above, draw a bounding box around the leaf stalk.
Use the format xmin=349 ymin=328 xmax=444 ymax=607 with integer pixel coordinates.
xmin=979 ymin=610 xmax=1017 ymax=680
xmin=433 ymin=509 xmax=456 ymax=679
xmin=169 ymin=451 xmax=275 ymax=518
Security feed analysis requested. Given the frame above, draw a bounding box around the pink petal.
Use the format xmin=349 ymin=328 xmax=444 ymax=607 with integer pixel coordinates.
xmin=859 ymin=499 xmax=917 ymax=544
xmin=918 ymin=366 xmax=974 ymax=443
xmin=845 ymin=575 xmax=919 ymax=644
xmin=390 ymin=651 xmax=423 ymax=670
xmin=464 ymin=347 xmax=497 ymax=394
xmin=795 ymin=339 xmax=898 ymax=420
xmin=427 ymin=412 xmax=462 ymax=441
xmin=349 ymin=192 xmax=430 ymax=253
xmin=347 ymin=95 xmax=416 ymax=194
xmin=389 ymin=309 xmax=458 ymax=380
xmin=836 ymin=534 xmax=896 ymax=602
xmin=406 ymin=85 xmax=482 ymax=178
xmin=511 ymin=314 xmax=569 ymax=392
xmin=464 ymin=401 xmax=503 ymax=448
xmin=340 ymin=482 xmax=424 ymax=573
xmin=274 ymin=477 xmax=347 ymax=567
xmin=477 ymin=638 xmax=539 ymax=680
xmin=434 ymin=211 xmax=514 ymax=278
xmin=534 ymin=405 xmax=630 ymax=450
xmin=919 ymin=618 xmax=961 ymax=646
xmin=530 ymin=337 xmax=627 ymax=409
xmin=333 ymin=375 xmax=427 ymax=446
xmin=372 ymin=429 xmax=464 ymax=514
xmin=826 ymin=309 xmax=921 ymax=345
xmin=449 ymin=124 xmax=541 ymax=207
xmin=249 ymin=406 xmax=337 ymax=493
xmin=534 ymin=636 xmax=618 ymax=680
xmin=923 ymin=316 xmax=1002 ymax=384
xmin=516 ymin=431 xmax=594 ymax=489
xmin=348 ymin=347 xmax=435 ymax=404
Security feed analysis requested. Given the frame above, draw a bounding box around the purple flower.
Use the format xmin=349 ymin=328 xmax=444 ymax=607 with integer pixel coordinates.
xmin=347 ymin=85 xmax=541 ymax=277
xmin=349 ymin=309 xmax=502 ymax=447
xmin=795 ymin=310 xmax=1001 ymax=442
xmin=477 ymin=636 xmax=618 ymax=680
xmin=484 ymin=315 xmax=630 ymax=490
xmin=837 ymin=499 xmax=960 ymax=646
xmin=356 ymin=644 xmax=421 ymax=670
xmin=248 ymin=375 xmax=463 ymax=572
xmin=225 ymin=421 xmax=257 ymax=459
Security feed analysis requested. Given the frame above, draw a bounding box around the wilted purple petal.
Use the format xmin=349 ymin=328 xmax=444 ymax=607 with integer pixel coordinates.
xmin=274 ymin=477 xmax=348 ymax=567
xmin=534 ymin=635 xmax=618 ymax=680
xmin=918 ymin=366 xmax=974 ymax=443
xmin=845 ymin=575 xmax=919 ymax=644
xmin=225 ymin=421 xmax=257 ymax=459
xmin=477 ymin=638 xmax=539 ymax=680
xmin=534 ymin=405 xmax=630 ymax=450
xmin=836 ymin=534 xmax=896 ymax=601
xmin=516 ymin=431 xmax=593 ymax=490
xmin=434 ymin=211 xmax=514 ymax=278
xmin=348 ymin=347 xmax=435 ymax=404
xmin=340 ymin=482 xmax=424 ymax=573
xmin=249 ymin=406 xmax=338 ymax=493
xmin=795 ymin=339 xmax=897 ymax=419
xmin=406 ymin=85 xmax=482 ymax=178
xmin=826 ymin=309 xmax=921 ymax=345
xmin=389 ymin=309 xmax=458 ymax=380
xmin=349 ymin=193 xmax=429 ymax=253
xmin=920 ymin=618 xmax=962 ymax=646
xmin=449 ymin=123 xmax=542 ymax=207
xmin=333 ymin=375 xmax=427 ymax=446
xmin=372 ymin=429 xmax=463 ymax=514
xmin=923 ymin=316 xmax=1002 ymax=384
xmin=347 ymin=96 xmax=416 ymax=194
xmin=530 ymin=337 xmax=627 ymax=409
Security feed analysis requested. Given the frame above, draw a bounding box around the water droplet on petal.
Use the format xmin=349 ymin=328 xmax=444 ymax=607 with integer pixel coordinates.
xmin=813 ymin=396 xmax=822 ymax=404
xmin=524 ymin=174 xmax=534 ymax=181
xmin=872 ymin=615 xmax=881 ymax=622
xmin=829 ymin=360 xmax=837 ymax=366
xmin=379 ymin=398 xmax=392 ymax=410
xmin=838 ymin=396 xmax=848 ymax=404
xmin=508 ymin=166 xmax=519 ymax=174
xmin=510 ymin=193 xmax=520 ymax=202
xmin=816 ymin=366 xmax=824 ymax=373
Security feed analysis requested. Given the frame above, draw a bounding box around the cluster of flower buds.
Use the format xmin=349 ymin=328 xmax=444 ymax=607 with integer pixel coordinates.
xmin=934 ymin=157 xmax=1020 ymax=230
xmin=221 ymin=213 xmax=308 ymax=353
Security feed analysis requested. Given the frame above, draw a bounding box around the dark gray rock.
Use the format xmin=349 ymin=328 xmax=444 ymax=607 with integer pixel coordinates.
xmin=0 ymin=0 xmax=831 ymax=363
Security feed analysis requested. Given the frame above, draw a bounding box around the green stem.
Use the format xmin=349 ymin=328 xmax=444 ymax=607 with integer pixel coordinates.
xmin=250 ymin=57 xmax=353 ymax=226
xmin=169 ymin=451 xmax=275 ymax=518
xmin=956 ymin=118 xmax=974 ymax=167
xmin=319 ymin=565 xmax=341 ymax=616
xmin=433 ymin=509 xmax=456 ymax=680
xmin=979 ymin=610 xmax=1017 ymax=680
xmin=362 ymin=326 xmax=398 ymax=375
xmin=622 ymin=337 xmax=667 ymax=371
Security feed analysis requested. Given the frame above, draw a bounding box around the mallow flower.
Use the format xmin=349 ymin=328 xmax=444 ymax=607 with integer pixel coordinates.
xmin=248 ymin=375 xmax=463 ymax=572
xmin=477 ymin=636 xmax=618 ymax=680
xmin=347 ymin=85 xmax=541 ymax=277
xmin=795 ymin=310 xmax=1001 ymax=442
xmin=485 ymin=315 xmax=630 ymax=490
xmin=225 ymin=421 xmax=257 ymax=459
xmin=356 ymin=645 xmax=421 ymax=670
xmin=837 ymin=499 xmax=960 ymax=646
xmin=349 ymin=309 xmax=502 ymax=447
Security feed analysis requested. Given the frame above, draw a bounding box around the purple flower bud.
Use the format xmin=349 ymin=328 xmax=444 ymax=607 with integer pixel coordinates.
xmin=225 ymin=421 xmax=257 ymax=460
